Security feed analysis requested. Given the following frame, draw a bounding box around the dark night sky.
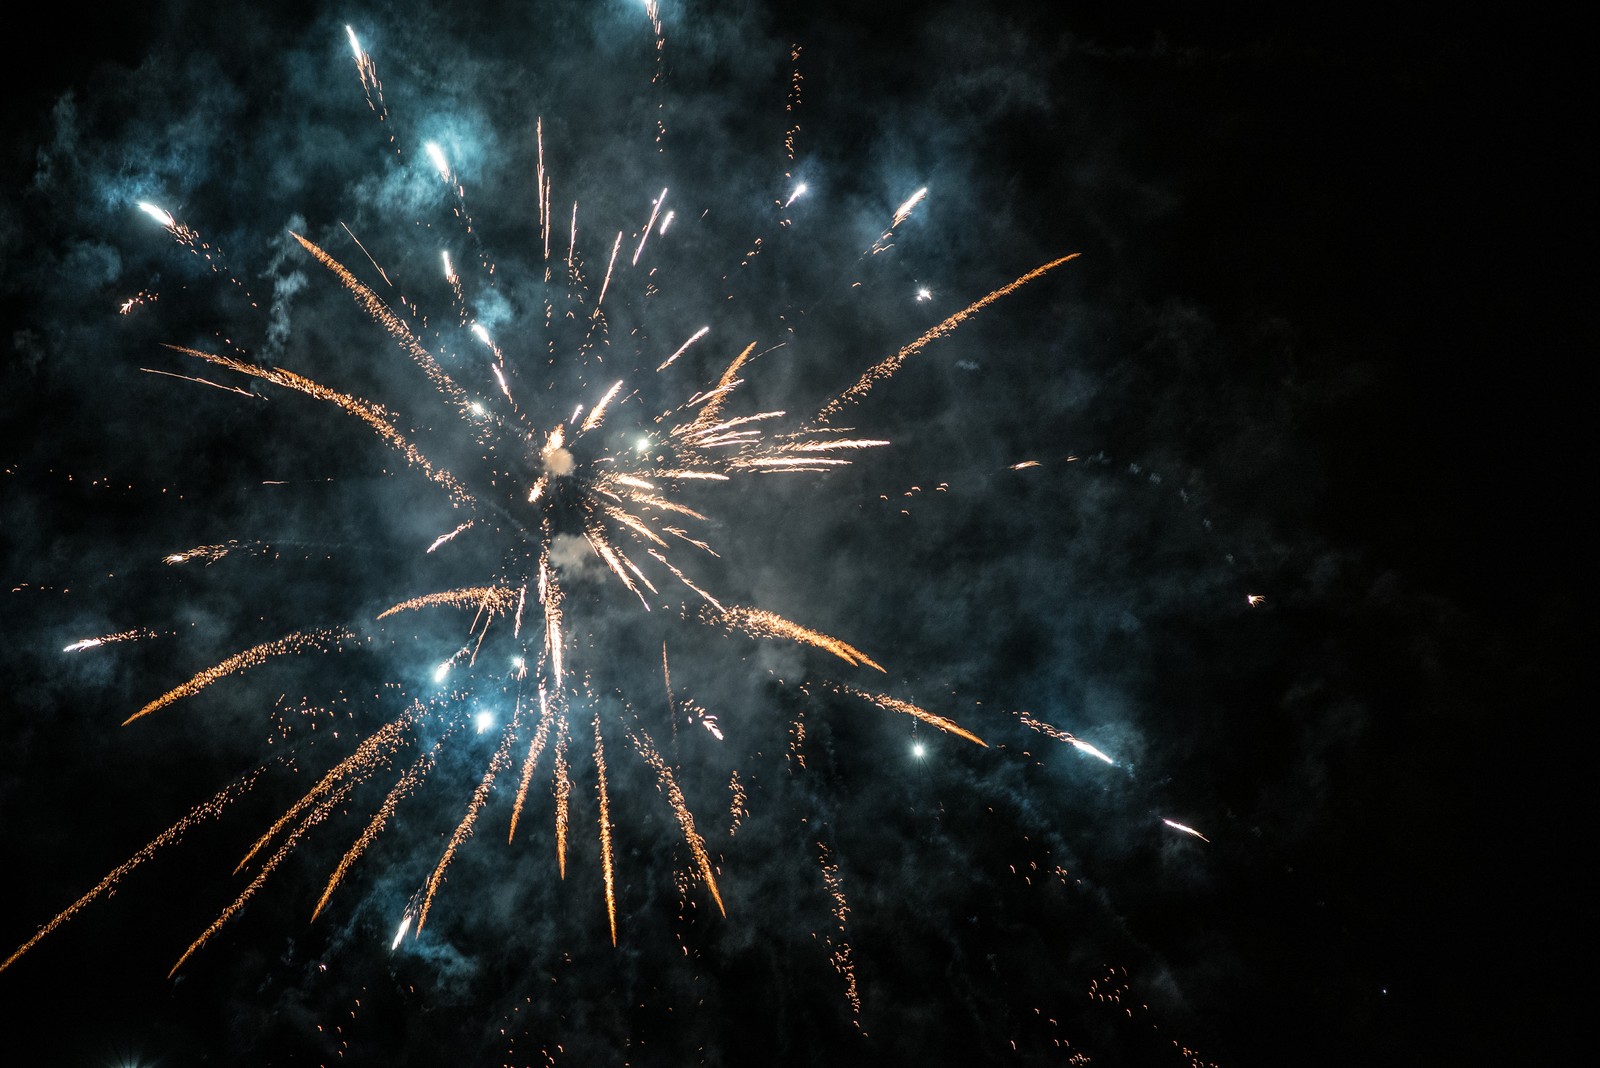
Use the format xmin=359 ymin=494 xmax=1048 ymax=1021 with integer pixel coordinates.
xmin=0 ymin=3 xmax=1582 ymax=1066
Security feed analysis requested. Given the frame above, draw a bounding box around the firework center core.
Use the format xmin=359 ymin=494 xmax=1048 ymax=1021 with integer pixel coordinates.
xmin=543 ymin=445 xmax=575 ymax=477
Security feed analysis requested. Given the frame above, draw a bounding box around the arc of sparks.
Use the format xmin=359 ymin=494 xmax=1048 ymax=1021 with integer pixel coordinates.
xmin=377 ymin=586 xmax=518 ymax=620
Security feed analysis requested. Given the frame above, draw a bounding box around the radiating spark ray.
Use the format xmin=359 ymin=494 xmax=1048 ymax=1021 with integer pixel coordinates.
xmin=628 ymin=720 xmax=725 ymax=916
xmin=125 ymin=628 xmax=353 ymax=726
xmin=816 ymin=254 xmax=1080 ymax=422
xmin=554 ymin=715 xmax=572 ymax=879
xmin=1017 ymin=712 xmax=1116 ymax=764
xmin=580 ymin=380 xmax=626 ymax=433
xmin=420 ymin=720 xmax=519 ymax=929
xmin=0 ymin=767 xmax=267 ymax=975
xmin=593 ymin=231 xmax=623 ymax=315
xmin=716 ymin=607 xmax=884 ymax=672
xmin=425 ymin=521 xmax=474 ymax=554
xmin=509 ymin=685 xmax=558 ymax=842
xmin=1162 ymin=819 xmax=1210 ymax=843
xmin=139 ymin=367 xmax=260 ymax=399
xmin=234 ymin=713 xmax=416 ymax=875
xmin=377 ymin=586 xmax=516 ymax=619
xmin=594 ymin=710 xmax=618 ymax=946
xmin=165 ymin=344 xmax=473 ymax=505
xmin=286 ymin=233 xmax=469 ymax=410
xmin=313 ymin=741 xmax=442 ymax=921
xmin=632 ymin=188 xmax=668 ymax=265
xmin=648 ymin=550 xmax=723 ymax=610
xmin=171 ymin=777 xmax=360 ymax=977
xmin=657 ymin=326 xmax=710 ymax=371
xmin=830 ymin=683 xmax=987 ymax=747
xmin=340 ymin=222 xmax=393 ymax=288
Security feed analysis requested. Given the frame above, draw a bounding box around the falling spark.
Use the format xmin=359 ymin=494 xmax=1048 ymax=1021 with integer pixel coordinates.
xmin=1247 ymin=594 xmax=1266 ymax=607
xmin=632 ymin=187 xmax=668 ymax=265
xmin=124 ymin=629 xmax=354 ymax=726
xmin=1162 ymin=819 xmax=1210 ymax=843
xmin=890 ymin=186 xmax=926 ymax=228
xmin=657 ymin=325 xmax=710 ymax=371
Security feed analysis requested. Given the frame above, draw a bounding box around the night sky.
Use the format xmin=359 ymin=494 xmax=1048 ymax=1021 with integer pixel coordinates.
xmin=0 ymin=3 xmax=1580 ymax=1066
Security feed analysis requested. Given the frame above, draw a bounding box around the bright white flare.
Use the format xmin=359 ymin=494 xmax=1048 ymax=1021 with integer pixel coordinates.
xmin=137 ymin=202 xmax=176 ymax=229
xmin=1069 ymin=737 xmax=1115 ymax=765
xmin=424 ymin=141 xmax=451 ymax=181
xmin=391 ymin=912 xmax=412 ymax=949
xmin=433 ymin=662 xmax=450 ymax=684
xmin=345 ymin=25 xmax=363 ymax=59
xmin=1162 ymin=819 xmax=1210 ymax=843
xmin=475 ymin=710 xmax=495 ymax=734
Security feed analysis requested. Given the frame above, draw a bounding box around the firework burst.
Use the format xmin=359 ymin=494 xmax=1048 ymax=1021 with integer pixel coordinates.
xmin=1 ymin=15 xmax=1088 ymax=991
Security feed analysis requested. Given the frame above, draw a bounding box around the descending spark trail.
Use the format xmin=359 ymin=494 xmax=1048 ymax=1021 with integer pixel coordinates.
xmin=123 ymin=629 xmax=354 ymax=725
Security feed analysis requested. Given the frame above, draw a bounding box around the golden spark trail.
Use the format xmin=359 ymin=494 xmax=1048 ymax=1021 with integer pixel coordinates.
xmin=63 ymin=628 xmax=154 ymax=653
xmin=816 ymin=254 xmax=1080 ymax=423
xmin=509 ymin=685 xmax=559 ymax=842
xmin=170 ymin=777 xmax=360 ymax=977
xmin=287 ymin=233 xmax=470 ymax=410
xmin=426 ymin=521 xmax=475 ymax=553
xmin=312 ymin=743 xmax=441 ymax=921
xmin=686 ymin=343 xmax=755 ymax=432
xmin=420 ymin=719 xmax=520 ymax=929
xmin=829 ymin=683 xmax=987 ymax=747
xmin=554 ymin=715 xmax=572 ymax=878
xmin=541 ymin=558 xmax=566 ymax=685
xmin=377 ymin=586 xmax=517 ymax=619
xmin=166 ymin=345 xmax=474 ymax=505
xmin=580 ymin=380 xmax=625 ymax=433
xmin=818 ymin=842 xmax=862 ymax=1023
xmin=0 ymin=767 xmax=267 ymax=975
xmin=657 ymin=326 xmax=709 ymax=371
xmin=717 ymin=607 xmax=885 ymax=672
xmin=594 ymin=711 xmax=618 ymax=946
xmin=593 ymin=231 xmax=623 ymax=316
xmin=234 ymin=714 xmax=415 ymax=874
xmin=628 ymin=722 xmax=725 ymax=916
xmin=647 ymin=550 xmax=722 ymax=610
xmin=125 ymin=628 xmax=354 ymax=725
